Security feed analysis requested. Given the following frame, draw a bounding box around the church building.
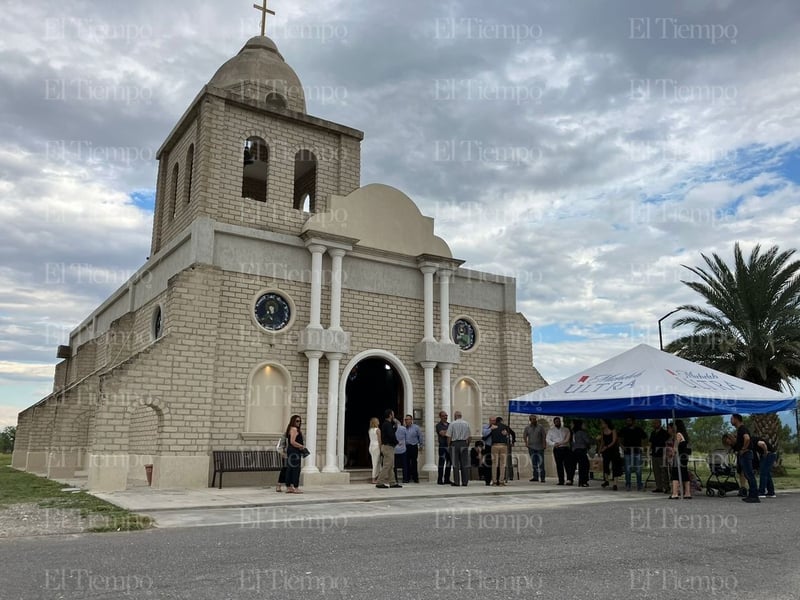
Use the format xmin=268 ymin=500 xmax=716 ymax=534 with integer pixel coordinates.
xmin=13 ymin=24 xmax=546 ymax=491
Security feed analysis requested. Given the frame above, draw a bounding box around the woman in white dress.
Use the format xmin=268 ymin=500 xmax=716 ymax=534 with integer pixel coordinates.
xmin=368 ymin=417 xmax=381 ymax=484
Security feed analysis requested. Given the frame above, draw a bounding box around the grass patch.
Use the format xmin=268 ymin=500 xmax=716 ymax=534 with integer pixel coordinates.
xmin=0 ymin=453 xmax=151 ymax=532
xmin=683 ymin=452 xmax=800 ymax=491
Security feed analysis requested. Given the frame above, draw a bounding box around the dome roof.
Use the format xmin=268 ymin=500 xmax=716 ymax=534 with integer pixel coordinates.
xmin=209 ymin=36 xmax=306 ymax=112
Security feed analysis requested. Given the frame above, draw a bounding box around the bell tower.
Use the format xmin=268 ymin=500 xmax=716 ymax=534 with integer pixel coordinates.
xmin=149 ymin=9 xmax=364 ymax=256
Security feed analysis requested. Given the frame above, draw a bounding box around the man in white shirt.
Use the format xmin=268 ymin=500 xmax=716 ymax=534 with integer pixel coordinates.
xmin=446 ymin=411 xmax=472 ymax=486
xmin=546 ymin=417 xmax=572 ymax=485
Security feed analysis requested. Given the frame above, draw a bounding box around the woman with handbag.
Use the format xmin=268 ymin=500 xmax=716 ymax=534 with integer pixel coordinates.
xmin=275 ymin=433 xmax=288 ymax=492
xmin=285 ymin=414 xmax=307 ymax=494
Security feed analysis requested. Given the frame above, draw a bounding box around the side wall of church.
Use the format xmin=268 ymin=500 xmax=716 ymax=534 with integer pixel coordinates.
xmin=91 ymin=266 xmax=220 ymax=457
xmin=47 ymin=378 xmax=99 ymax=474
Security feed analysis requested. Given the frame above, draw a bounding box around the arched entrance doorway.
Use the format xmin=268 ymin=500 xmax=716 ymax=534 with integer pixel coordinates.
xmin=343 ymin=357 xmax=404 ymax=469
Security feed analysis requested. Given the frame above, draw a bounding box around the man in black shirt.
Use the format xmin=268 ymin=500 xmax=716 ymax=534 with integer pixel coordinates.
xmin=376 ymin=410 xmax=402 ymax=489
xmin=648 ymin=419 xmax=669 ymax=493
xmin=619 ymin=417 xmax=647 ymax=491
xmin=730 ymin=413 xmax=759 ymax=503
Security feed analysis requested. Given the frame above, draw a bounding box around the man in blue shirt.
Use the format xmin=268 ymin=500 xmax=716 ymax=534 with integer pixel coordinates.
xmin=394 ymin=419 xmax=408 ymax=483
xmin=403 ymin=414 xmax=423 ymax=483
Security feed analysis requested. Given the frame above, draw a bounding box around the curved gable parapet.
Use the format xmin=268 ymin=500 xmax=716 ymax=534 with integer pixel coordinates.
xmin=302 ymin=183 xmax=452 ymax=258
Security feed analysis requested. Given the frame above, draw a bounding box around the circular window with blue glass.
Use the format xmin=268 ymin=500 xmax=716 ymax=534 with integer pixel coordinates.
xmin=254 ymin=292 xmax=292 ymax=332
xmin=452 ymin=317 xmax=477 ymax=351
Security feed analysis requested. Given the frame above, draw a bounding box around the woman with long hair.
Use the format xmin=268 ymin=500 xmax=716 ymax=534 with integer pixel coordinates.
xmin=368 ymin=417 xmax=381 ymax=484
xmin=284 ymin=414 xmax=306 ymax=494
xmin=669 ymin=419 xmax=692 ymax=499
xmin=598 ymin=418 xmax=622 ymax=490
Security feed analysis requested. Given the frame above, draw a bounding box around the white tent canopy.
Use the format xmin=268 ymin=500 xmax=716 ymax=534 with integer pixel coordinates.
xmin=509 ymin=344 xmax=796 ymax=418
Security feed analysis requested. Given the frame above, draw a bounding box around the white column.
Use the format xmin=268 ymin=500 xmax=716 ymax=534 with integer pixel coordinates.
xmin=303 ymin=350 xmax=324 ymax=473
xmin=307 ymin=244 xmax=326 ymax=329
xmin=440 ymin=363 xmax=452 ymax=418
xmin=328 ymin=248 xmax=345 ymax=331
xmin=323 ymin=353 xmax=343 ymax=473
xmin=420 ymin=265 xmax=437 ymax=342
xmin=421 ymin=361 xmax=437 ymax=471
xmin=439 ymin=269 xmax=452 ymax=343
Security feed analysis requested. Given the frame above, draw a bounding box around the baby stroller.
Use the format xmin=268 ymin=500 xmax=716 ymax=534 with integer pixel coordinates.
xmin=705 ymin=449 xmax=740 ymax=497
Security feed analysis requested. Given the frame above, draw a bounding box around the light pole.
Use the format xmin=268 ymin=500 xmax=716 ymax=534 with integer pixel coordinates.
xmin=658 ymin=308 xmax=681 ymax=350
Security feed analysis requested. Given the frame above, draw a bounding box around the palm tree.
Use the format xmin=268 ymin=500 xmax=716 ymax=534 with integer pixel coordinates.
xmin=665 ymin=243 xmax=800 ymax=461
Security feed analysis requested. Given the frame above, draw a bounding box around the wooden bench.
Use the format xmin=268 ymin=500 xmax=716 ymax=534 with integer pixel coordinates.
xmin=211 ymin=450 xmax=283 ymax=489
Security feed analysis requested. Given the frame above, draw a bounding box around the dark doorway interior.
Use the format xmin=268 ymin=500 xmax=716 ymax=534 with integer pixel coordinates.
xmin=344 ymin=358 xmax=403 ymax=468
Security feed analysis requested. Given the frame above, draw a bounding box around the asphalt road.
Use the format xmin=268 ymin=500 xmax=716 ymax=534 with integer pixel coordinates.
xmin=2 ymin=492 xmax=799 ymax=600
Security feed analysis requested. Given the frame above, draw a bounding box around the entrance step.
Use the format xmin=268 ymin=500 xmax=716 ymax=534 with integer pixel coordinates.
xmin=347 ymin=469 xmax=374 ymax=483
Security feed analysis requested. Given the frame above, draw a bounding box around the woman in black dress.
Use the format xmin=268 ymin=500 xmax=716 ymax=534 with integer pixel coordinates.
xmin=285 ymin=414 xmax=307 ymax=494
xmin=669 ymin=420 xmax=692 ymax=499
xmin=598 ymin=418 xmax=623 ymax=490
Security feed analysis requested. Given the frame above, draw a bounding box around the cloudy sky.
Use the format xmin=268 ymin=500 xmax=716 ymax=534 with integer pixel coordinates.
xmin=2 ymin=0 xmax=799 ymax=429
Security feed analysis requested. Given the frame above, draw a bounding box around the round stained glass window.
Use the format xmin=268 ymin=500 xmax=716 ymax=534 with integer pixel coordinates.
xmin=255 ymin=292 xmax=291 ymax=331
xmin=452 ymin=318 xmax=476 ymax=351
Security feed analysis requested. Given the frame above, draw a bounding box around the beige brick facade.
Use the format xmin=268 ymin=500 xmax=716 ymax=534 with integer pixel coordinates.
xmin=13 ymin=35 xmax=546 ymax=490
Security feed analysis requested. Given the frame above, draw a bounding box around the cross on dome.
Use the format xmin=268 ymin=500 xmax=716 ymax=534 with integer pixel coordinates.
xmin=253 ymin=0 xmax=276 ymax=36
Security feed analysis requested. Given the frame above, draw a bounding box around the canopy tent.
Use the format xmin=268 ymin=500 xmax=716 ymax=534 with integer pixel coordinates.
xmin=509 ymin=344 xmax=797 ymax=418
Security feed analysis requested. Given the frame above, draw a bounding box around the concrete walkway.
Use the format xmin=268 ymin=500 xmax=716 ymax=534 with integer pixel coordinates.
xmin=93 ymin=480 xmax=646 ymax=512
xmin=88 ymin=480 xmax=800 ymax=530
xmin=90 ymin=479 xmax=673 ymax=529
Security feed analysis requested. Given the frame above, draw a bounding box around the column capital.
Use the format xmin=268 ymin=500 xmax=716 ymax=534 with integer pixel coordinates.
xmin=325 ymin=352 xmax=344 ymax=362
xmin=419 ymin=263 xmax=438 ymax=275
xmin=437 ymin=268 xmax=454 ymax=280
xmin=420 ymin=361 xmax=438 ymax=369
xmin=327 ymin=247 xmax=347 ymax=258
xmin=438 ymin=362 xmax=455 ymax=371
xmin=306 ymin=242 xmax=327 ymax=254
xmin=304 ymin=350 xmax=324 ymax=360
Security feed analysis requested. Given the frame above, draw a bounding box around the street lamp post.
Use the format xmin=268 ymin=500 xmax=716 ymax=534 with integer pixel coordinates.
xmin=658 ymin=308 xmax=681 ymax=350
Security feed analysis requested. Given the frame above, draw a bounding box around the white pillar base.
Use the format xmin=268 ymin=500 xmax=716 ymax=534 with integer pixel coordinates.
xmin=300 ymin=470 xmax=350 ymax=487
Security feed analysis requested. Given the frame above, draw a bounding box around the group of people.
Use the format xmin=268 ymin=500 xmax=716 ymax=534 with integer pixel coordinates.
xmin=721 ymin=413 xmax=777 ymax=503
xmin=525 ymin=415 xmax=696 ymax=498
xmin=276 ymin=410 xmax=777 ymax=501
xmin=368 ymin=411 xmax=423 ymax=486
xmin=436 ymin=412 xmax=518 ymax=487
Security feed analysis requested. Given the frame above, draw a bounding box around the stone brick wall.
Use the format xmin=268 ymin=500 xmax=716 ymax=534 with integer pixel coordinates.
xmin=26 ymin=400 xmax=57 ymax=454
xmin=128 ymin=405 xmax=159 ymax=454
xmin=152 ymin=122 xmax=200 ymax=255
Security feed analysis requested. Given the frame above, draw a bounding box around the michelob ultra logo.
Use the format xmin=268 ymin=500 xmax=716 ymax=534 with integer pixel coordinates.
xmin=665 ymin=369 xmax=745 ymax=391
xmin=565 ymin=371 xmax=642 ymax=394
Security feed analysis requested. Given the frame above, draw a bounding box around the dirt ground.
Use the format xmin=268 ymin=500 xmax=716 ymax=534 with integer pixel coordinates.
xmin=0 ymin=503 xmax=95 ymax=538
